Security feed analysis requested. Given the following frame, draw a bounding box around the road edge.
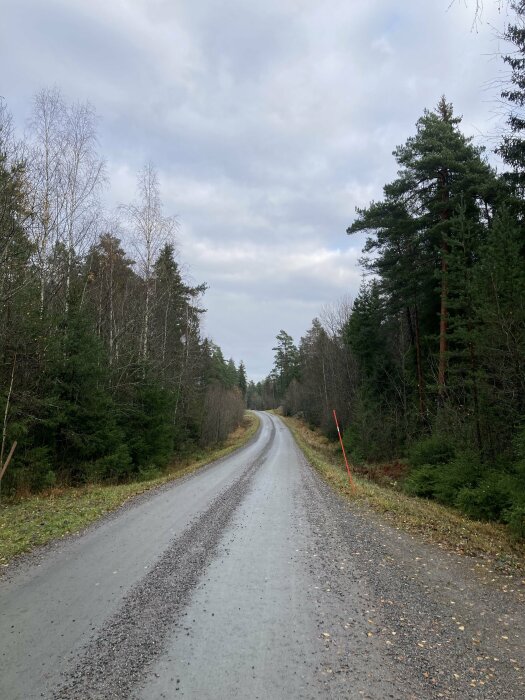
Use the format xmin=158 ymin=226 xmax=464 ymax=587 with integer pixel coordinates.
xmin=0 ymin=411 xmax=261 ymax=574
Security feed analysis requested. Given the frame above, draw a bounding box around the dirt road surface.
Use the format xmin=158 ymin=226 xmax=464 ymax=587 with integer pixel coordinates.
xmin=1 ymin=412 xmax=523 ymax=699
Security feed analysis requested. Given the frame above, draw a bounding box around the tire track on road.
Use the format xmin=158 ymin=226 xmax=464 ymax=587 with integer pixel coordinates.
xmin=52 ymin=417 xmax=276 ymax=700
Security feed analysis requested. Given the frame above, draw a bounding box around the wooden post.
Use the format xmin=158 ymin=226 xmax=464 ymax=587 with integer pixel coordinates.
xmin=0 ymin=440 xmax=17 ymax=502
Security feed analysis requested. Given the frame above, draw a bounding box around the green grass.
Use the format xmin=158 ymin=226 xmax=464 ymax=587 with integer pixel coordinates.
xmin=0 ymin=412 xmax=260 ymax=568
xmin=281 ymin=414 xmax=525 ymax=574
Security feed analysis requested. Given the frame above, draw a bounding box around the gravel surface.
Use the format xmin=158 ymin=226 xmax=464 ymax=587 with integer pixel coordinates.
xmin=51 ymin=418 xmax=275 ymax=700
xmin=0 ymin=414 xmax=273 ymax=700
xmin=1 ymin=411 xmax=523 ymax=699
xmin=296 ymin=446 xmax=525 ymax=698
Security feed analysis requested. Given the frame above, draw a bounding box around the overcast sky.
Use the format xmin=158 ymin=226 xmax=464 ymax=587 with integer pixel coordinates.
xmin=2 ymin=0 xmax=509 ymax=379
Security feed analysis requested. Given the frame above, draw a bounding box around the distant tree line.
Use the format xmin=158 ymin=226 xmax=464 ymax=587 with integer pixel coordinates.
xmin=251 ymin=9 xmax=525 ymax=538
xmin=0 ymin=88 xmax=247 ymax=494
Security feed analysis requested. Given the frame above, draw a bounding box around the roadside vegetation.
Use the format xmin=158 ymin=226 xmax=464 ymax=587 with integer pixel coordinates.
xmin=249 ymin=8 xmax=525 ymax=541
xmin=282 ymin=414 xmax=525 ymax=573
xmin=0 ymin=412 xmax=259 ymax=568
xmin=0 ymin=91 xmax=249 ymax=499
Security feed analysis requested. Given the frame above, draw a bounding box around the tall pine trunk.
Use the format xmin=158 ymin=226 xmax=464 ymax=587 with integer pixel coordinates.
xmin=413 ymin=305 xmax=426 ymax=420
xmin=438 ymin=168 xmax=450 ymax=395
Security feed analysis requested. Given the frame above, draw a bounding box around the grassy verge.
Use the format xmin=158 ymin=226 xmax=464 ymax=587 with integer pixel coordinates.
xmin=0 ymin=411 xmax=259 ymax=568
xmin=281 ymin=414 xmax=525 ymax=573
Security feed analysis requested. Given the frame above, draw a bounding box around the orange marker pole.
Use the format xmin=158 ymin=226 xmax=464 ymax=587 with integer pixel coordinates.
xmin=332 ymin=409 xmax=356 ymax=493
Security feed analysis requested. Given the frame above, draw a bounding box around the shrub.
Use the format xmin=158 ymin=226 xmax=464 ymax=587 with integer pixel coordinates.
xmin=401 ymin=425 xmax=525 ymax=537
xmin=5 ymin=447 xmax=55 ymax=494
xmin=136 ymin=466 xmax=162 ymax=482
xmin=75 ymin=444 xmax=133 ymax=484
xmin=343 ymin=425 xmax=365 ymax=464
xmin=456 ymin=472 xmax=515 ymax=521
xmin=403 ymin=448 xmax=480 ymax=505
xmin=403 ymin=464 xmax=437 ymax=498
xmin=504 ymin=505 xmax=525 ymax=541
xmin=408 ymin=435 xmax=456 ymax=468
xmin=432 ymin=451 xmax=481 ymax=506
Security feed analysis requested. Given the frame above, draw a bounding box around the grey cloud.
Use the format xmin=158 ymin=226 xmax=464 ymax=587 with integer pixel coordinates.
xmin=3 ymin=0 xmax=508 ymax=377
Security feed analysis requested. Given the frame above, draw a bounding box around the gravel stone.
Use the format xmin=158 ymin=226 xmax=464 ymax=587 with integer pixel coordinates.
xmin=51 ymin=420 xmax=275 ymax=700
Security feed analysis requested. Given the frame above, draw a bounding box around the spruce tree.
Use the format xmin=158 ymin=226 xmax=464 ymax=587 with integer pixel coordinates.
xmin=237 ymin=361 xmax=247 ymax=400
xmin=499 ymin=2 xmax=525 ymax=197
xmin=41 ymin=311 xmax=131 ymax=483
xmin=471 ymin=209 xmax=525 ymax=453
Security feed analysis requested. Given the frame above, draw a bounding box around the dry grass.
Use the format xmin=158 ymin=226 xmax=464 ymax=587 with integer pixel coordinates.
xmin=0 ymin=412 xmax=260 ymax=568
xmin=281 ymin=414 xmax=525 ymax=574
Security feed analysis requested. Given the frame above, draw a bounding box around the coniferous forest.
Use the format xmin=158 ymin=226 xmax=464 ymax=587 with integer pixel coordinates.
xmin=0 ymin=89 xmax=246 ymax=494
xmin=248 ymin=8 xmax=525 ymax=539
xmin=2 ymin=4 xmax=525 ymax=545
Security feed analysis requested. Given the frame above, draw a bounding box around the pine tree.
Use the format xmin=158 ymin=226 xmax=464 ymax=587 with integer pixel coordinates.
xmin=272 ymin=330 xmax=299 ymax=400
xmin=348 ymin=98 xmax=498 ymax=402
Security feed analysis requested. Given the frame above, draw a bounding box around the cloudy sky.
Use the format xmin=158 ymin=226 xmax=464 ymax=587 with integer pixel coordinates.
xmin=2 ymin=0 xmax=509 ymax=379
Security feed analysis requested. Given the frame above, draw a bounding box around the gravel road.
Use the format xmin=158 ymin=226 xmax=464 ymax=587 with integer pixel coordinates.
xmin=0 ymin=411 xmax=523 ymax=699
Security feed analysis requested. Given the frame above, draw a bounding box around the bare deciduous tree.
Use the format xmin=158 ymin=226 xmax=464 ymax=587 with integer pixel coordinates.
xmin=61 ymin=99 xmax=104 ymax=313
xmin=26 ymin=88 xmax=104 ymax=316
xmin=122 ymin=164 xmax=176 ymax=362
xmin=27 ymin=87 xmax=65 ymax=315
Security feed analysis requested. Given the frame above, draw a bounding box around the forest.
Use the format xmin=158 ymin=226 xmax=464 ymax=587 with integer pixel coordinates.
xmin=248 ymin=9 xmax=525 ymax=538
xmin=0 ymin=89 xmax=247 ymax=494
xmin=1 ymin=4 xmax=524 ymax=545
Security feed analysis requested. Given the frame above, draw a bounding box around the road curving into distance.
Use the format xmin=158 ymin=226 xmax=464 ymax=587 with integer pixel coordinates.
xmin=1 ymin=411 xmax=523 ymax=699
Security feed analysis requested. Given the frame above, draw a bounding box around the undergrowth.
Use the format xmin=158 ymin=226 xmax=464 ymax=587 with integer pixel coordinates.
xmin=281 ymin=414 xmax=525 ymax=573
xmin=0 ymin=412 xmax=259 ymax=568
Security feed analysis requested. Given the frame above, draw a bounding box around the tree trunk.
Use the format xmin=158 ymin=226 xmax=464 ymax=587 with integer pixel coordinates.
xmin=414 ymin=305 xmax=426 ymax=420
xmin=438 ymin=240 xmax=448 ymax=392
xmin=438 ymin=168 xmax=450 ymax=395
xmin=468 ymin=337 xmax=483 ymax=455
xmin=109 ymin=247 xmax=114 ymax=366
xmin=143 ymin=279 xmax=150 ymax=363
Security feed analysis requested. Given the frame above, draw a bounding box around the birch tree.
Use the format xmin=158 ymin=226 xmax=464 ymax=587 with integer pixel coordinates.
xmin=26 ymin=87 xmax=65 ymax=316
xmin=61 ymin=99 xmax=104 ymax=314
xmin=123 ymin=164 xmax=176 ymax=363
xmin=27 ymin=88 xmax=104 ymax=316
